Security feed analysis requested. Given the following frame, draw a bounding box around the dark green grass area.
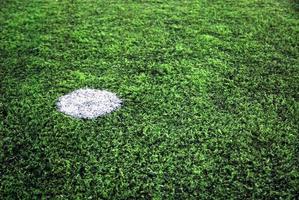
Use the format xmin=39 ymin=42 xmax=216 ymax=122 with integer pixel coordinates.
xmin=1 ymin=0 xmax=299 ymax=199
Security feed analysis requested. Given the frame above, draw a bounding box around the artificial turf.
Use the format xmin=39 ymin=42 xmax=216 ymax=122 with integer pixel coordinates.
xmin=0 ymin=0 xmax=298 ymax=199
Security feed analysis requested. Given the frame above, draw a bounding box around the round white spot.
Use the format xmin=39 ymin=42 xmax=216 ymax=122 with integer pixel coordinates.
xmin=57 ymin=88 xmax=122 ymax=119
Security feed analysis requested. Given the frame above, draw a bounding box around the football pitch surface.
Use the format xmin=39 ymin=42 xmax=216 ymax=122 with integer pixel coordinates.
xmin=0 ymin=0 xmax=298 ymax=199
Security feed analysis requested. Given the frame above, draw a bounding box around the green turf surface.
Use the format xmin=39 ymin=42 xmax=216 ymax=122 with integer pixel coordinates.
xmin=1 ymin=0 xmax=298 ymax=199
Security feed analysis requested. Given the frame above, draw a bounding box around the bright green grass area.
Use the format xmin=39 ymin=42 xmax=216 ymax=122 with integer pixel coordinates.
xmin=0 ymin=0 xmax=298 ymax=199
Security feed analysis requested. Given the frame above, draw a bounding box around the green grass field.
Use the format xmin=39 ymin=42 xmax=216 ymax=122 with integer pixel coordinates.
xmin=1 ymin=0 xmax=298 ymax=199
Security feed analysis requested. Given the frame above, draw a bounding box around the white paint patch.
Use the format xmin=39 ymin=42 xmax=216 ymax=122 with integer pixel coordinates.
xmin=57 ymin=88 xmax=122 ymax=119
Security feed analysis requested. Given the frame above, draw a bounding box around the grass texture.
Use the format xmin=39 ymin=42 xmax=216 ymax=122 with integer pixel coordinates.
xmin=0 ymin=0 xmax=298 ymax=199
